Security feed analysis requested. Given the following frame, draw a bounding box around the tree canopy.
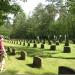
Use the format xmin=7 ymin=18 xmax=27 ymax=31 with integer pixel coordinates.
xmin=0 ymin=0 xmax=21 ymax=25
xmin=0 ymin=0 xmax=75 ymax=40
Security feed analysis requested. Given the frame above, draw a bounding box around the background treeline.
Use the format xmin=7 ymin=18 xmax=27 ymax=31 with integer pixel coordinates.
xmin=0 ymin=0 xmax=75 ymax=40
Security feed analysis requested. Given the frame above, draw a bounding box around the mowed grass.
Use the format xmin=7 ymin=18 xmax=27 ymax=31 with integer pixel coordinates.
xmin=1 ymin=41 xmax=75 ymax=75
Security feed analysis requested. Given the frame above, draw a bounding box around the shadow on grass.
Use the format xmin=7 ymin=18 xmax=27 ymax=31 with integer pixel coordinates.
xmin=51 ymin=56 xmax=75 ymax=59
xmin=27 ymin=64 xmax=42 ymax=68
xmin=6 ymin=45 xmax=62 ymax=58
xmin=0 ymin=70 xmax=18 ymax=75
xmin=25 ymin=72 xmax=57 ymax=75
xmin=0 ymin=70 xmax=57 ymax=75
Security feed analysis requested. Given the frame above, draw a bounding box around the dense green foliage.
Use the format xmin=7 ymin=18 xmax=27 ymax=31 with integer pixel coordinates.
xmin=11 ymin=3 xmax=57 ymax=39
xmin=0 ymin=0 xmax=75 ymax=40
xmin=0 ymin=0 xmax=21 ymax=37
xmin=10 ymin=0 xmax=75 ymax=40
xmin=0 ymin=0 xmax=21 ymax=25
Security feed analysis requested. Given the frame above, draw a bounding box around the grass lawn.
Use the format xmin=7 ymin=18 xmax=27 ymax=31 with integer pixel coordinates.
xmin=0 ymin=41 xmax=75 ymax=75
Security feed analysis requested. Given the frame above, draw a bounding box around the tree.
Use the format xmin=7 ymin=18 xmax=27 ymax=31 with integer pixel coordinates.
xmin=32 ymin=3 xmax=56 ymax=39
xmin=11 ymin=10 xmax=26 ymax=38
xmin=10 ymin=3 xmax=56 ymax=39
xmin=67 ymin=0 xmax=75 ymax=39
xmin=0 ymin=0 xmax=21 ymax=25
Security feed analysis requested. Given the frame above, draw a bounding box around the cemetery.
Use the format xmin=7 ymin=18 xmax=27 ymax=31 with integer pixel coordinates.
xmin=0 ymin=39 xmax=75 ymax=75
xmin=0 ymin=0 xmax=75 ymax=75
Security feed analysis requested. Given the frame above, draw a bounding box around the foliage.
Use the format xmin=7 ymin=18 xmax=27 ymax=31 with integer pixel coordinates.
xmin=11 ymin=3 xmax=56 ymax=39
xmin=11 ymin=11 xmax=27 ymax=38
xmin=0 ymin=25 xmax=12 ymax=36
xmin=1 ymin=0 xmax=75 ymax=40
xmin=0 ymin=0 xmax=21 ymax=25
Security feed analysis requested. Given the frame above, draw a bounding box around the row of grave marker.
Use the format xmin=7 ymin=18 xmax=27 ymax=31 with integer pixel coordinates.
xmin=6 ymin=40 xmax=71 ymax=53
xmin=7 ymin=40 xmax=59 ymax=45
xmin=7 ymin=39 xmax=71 ymax=45
xmin=6 ymin=47 xmax=41 ymax=68
xmin=6 ymin=47 xmax=75 ymax=74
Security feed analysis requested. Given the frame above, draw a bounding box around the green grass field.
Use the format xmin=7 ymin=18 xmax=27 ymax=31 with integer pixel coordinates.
xmin=0 ymin=41 xmax=75 ymax=75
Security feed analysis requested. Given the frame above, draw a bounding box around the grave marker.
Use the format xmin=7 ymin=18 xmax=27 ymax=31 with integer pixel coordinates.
xmin=63 ymin=46 xmax=71 ymax=53
xmin=23 ymin=42 xmax=25 ymax=46
xmin=41 ymin=44 xmax=44 ymax=49
xmin=28 ymin=43 xmax=30 ymax=46
xmin=65 ymin=42 xmax=69 ymax=46
xmin=17 ymin=51 xmax=27 ymax=60
xmin=33 ymin=56 xmax=42 ymax=68
xmin=56 ymin=41 xmax=59 ymax=45
xmin=11 ymin=48 xmax=16 ymax=55
xmin=58 ymin=66 xmax=75 ymax=74
xmin=6 ymin=47 xmax=11 ymax=55
xmin=33 ymin=43 xmax=37 ymax=48
xmin=50 ymin=45 xmax=56 ymax=51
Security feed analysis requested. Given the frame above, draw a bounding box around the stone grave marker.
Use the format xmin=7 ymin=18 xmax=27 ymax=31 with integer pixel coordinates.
xmin=56 ymin=41 xmax=59 ymax=45
xmin=17 ymin=51 xmax=27 ymax=60
xmin=33 ymin=40 xmax=36 ymax=43
xmin=23 ymin=42 xmax=25 ymax=46
xmin=30 ymin=40 xmax=32 ymax=43
xmin=58 ymin=66 xmax=75 ymax=74
xmin=63 ymin=46 xmax=71 ymax=53
xmin=33 ymin=56 xmax=42 ymax=68
xmin=28 ymin=43 xmax=30 ymax=46
xmin=43 ymin=40 xmax=45 ymax=44
xmin=50 ymin=45 xmax=56 ymax=51
xmin=6 ymin=47 xmax=11 ymax=55
xmin=65 ymin=42 xmax=69 ymax=46
xmin=16 ymin=41 xmax=18 ymax=44
xmin=14 ymin=41 xmax=15 ymax=44
xmin=19 ymin=41 xmax=21 ymax=45
xmin=33 ymin=43 xmax=37 ymax=48
xmin=11 ymin=48 xmax=16 ymax=55
xmin=41 ymin=44 xmax=44 ymax=49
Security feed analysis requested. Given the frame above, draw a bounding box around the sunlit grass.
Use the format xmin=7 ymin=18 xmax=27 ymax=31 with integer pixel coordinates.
xmin=1 ymin=41 xmax=75 ymax=75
